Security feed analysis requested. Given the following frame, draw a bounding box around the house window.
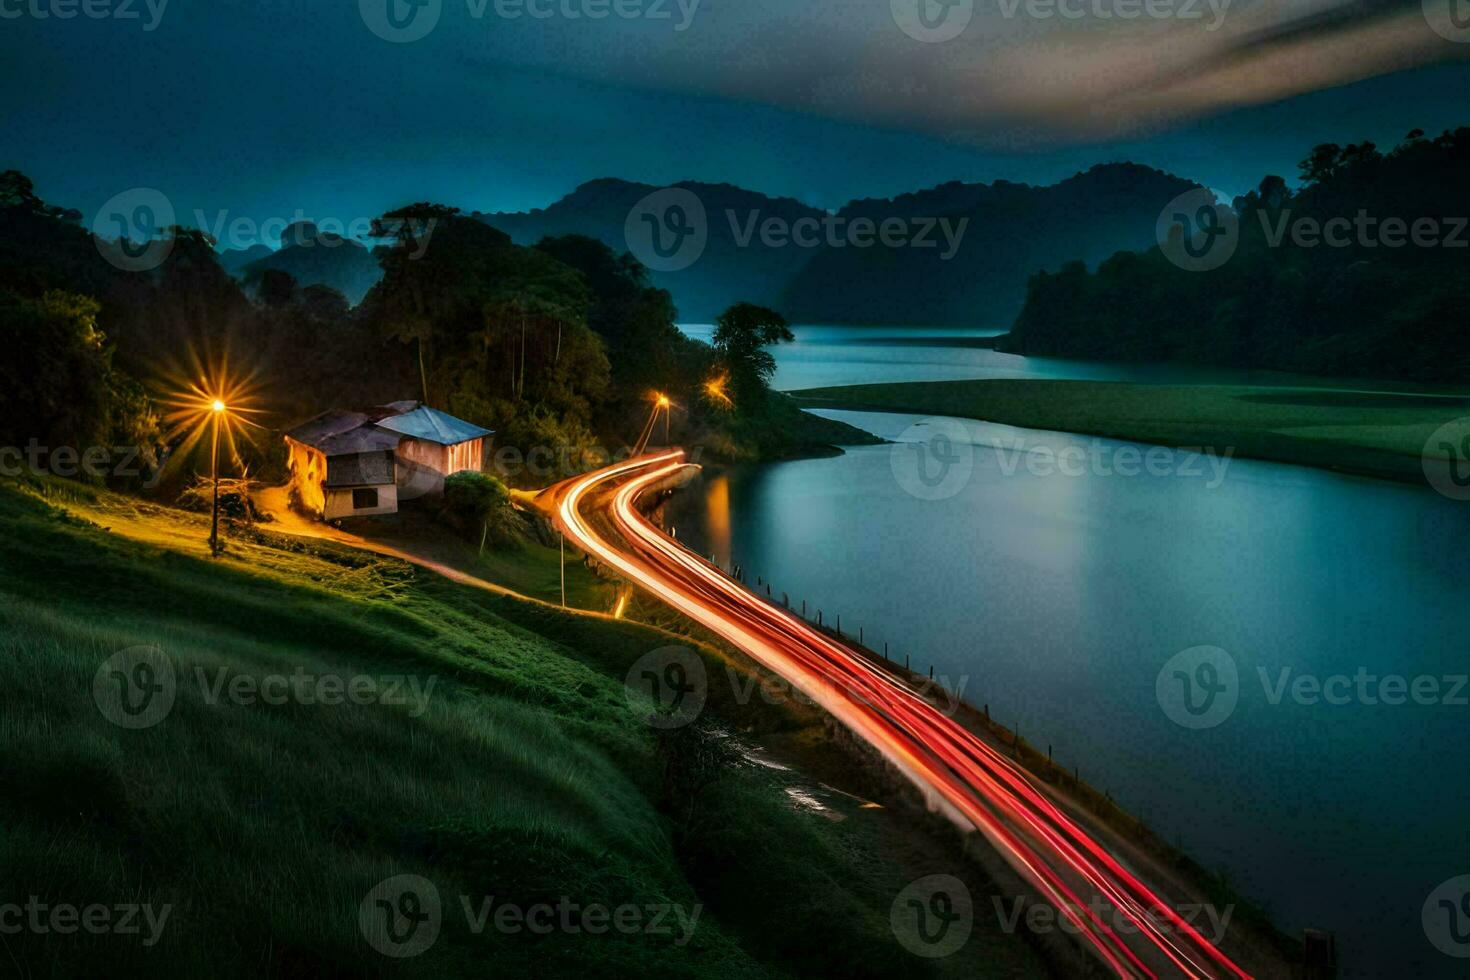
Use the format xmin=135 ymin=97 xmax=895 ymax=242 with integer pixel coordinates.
xmin=352 ymin=488 xmax=379 ymax=510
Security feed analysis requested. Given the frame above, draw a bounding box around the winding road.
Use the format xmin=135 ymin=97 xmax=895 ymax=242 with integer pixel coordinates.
xmin=545 ymin=449 xmax=1258 ymax=979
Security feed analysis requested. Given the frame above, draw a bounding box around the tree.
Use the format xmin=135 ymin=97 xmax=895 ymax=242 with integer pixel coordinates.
xmin=710 ymin=302 xmax=793 ymax=402
xmin=0 ymin=289 xmax=161 ymax=475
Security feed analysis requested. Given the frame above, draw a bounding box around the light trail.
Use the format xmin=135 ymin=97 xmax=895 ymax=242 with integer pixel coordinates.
xmin=550 ymin=451 xmax=1254 ymax=979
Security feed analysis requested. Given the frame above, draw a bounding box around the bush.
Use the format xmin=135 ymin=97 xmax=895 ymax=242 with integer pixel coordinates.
xmin=441 ymin=470 xmax=522 ymax=546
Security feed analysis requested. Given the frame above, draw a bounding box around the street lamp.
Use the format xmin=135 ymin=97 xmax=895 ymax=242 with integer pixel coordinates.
xmin=210 ymin=399 xmax=226 ymax=555
xmin=161 ymin=367 xmax=263 ymax=557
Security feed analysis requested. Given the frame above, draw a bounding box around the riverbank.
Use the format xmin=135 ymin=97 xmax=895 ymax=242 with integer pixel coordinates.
xmin=793 ymin=378 xmax=1470 ymax=484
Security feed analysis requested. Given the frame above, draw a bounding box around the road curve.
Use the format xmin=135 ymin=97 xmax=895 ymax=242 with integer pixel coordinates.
xmin=547 ymin=450 xmax=1254 ymax=979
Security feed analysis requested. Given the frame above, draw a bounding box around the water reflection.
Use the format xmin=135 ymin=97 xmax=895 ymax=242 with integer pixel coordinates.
xmin=667 ymin=408 xmax=1470 ymax=977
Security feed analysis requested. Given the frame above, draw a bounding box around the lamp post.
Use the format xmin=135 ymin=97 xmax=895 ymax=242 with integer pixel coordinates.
xmin=209 ymin=398 xmax=225 ymax=555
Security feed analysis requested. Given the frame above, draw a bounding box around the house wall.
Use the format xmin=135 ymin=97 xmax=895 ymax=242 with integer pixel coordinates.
xmin=324 ymin=483 xmax=398 ymax=520
xmin=285 ymin=437 xmax=327 ymax=516
xmin=395 ymin=436 xmax=484 ymax=498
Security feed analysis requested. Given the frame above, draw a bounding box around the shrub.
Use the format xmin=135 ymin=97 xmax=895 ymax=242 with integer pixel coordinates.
xmin=441 ymin=470 xmax=522 ymax=546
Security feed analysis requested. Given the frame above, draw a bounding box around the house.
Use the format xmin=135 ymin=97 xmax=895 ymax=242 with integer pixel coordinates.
xmin=283 ymin=401 xmax=492 ymax=520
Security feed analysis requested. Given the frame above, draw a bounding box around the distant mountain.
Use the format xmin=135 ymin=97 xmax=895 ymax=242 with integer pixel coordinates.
xmin=218 ymin=244 xmax=272 ymax=275
xmin=479 ymin=168 xmax=1200 ymax=326
xmin=476 ymin=178 xmax=825 ymax=322
xmin=777 ymin=165 xmax=1202 ymax=327
xmin=1000 ymin=130 xmax=1470 ymax=382
xmin=236 ymin=222 xmax=383 ymax=305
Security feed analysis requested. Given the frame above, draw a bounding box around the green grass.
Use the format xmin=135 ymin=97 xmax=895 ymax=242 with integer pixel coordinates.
xmin=0 ymin=475 xmax=1041 ymax=979
xmin=795 ymin=378 xmax=1470 ymax=483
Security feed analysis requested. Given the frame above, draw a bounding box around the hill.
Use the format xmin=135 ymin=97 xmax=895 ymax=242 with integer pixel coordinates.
xmin=778 ymin=165 xmax=1201 ymax=327
xmin=238 ymin=221 xmax=384 ymax=305
xmin=478 ymin=179 xmax=823 ymax=321
xmin=1000 ymin=129 xmax=1470 ymax=382
xmin=0 ymin=473 xmax=1043 ymax=978
xmin=480 ymin=167 xmax=1201 ymax=327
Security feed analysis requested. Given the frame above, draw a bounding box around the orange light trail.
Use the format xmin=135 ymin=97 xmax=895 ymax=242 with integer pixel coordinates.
xmin=550 ymin=451 xmax=1254 ymax=979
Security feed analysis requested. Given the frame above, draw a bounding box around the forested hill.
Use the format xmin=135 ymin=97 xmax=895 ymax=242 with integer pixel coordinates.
xmin=478 ymin=166 xmax=1202 ymax=327
xmin=1000 ymin=129 xmax=1470 ymax=383
xmin=776 ymin=164 xmax=1200 ymax=327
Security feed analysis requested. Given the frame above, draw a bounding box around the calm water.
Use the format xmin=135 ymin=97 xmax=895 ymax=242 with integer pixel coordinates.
xmin=680 ymin=322 xmax=1470 ymax=394
xmin=669 ymin=328 xmax=1470 ymax=976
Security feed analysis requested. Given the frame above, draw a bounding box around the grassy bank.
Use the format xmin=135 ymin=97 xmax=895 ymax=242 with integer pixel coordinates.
xmin=794 ymin=378 xmax=1470 ymax=483
xmin=0 ymin=474 xmax=1044 ymax=979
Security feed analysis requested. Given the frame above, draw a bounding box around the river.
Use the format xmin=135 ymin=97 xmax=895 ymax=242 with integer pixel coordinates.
xmin=669 ymin=324 xmax=1470 ymax=977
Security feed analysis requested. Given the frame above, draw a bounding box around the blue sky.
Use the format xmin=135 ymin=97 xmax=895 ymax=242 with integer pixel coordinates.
xmin=3 ymin=0 xmax=1467 ymax=246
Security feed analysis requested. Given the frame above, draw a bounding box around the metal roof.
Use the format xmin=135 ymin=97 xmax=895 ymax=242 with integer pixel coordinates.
xmin=375 ymin=406 xmax=492 ymax=446
xmin=286 ymin=404 xmax=491 ymax=455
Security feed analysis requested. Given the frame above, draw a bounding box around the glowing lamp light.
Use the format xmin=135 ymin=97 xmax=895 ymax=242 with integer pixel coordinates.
xmin=212 ymin=399 xmax=227 ymax=413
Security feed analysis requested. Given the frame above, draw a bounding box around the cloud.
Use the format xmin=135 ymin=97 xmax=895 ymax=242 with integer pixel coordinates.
xmin=460 ymin=0 xmax=1470 ymax=146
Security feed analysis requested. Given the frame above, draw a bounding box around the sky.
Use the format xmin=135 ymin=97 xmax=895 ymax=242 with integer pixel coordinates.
xmin=3 ymin=0 xmax=1468 ymax=247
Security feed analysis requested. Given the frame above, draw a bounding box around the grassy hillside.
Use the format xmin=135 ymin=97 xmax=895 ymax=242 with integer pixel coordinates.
xmin=0 ymin=475 xmax=1044 ymax=979
xmin=795 ymin=378 xmax=1470 ymax=483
